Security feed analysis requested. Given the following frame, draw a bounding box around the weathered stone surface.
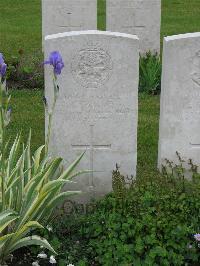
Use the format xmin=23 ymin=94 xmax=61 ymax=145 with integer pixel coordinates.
xmin=106 ymin=0 xmax=161 ymax=54
xmin=158 ymin=32 xmax=200 ymax=170
xmin=42 ymin=0 xmax=97 ymax=41
xmin=45 ymin=31 xmax=139 ymax=202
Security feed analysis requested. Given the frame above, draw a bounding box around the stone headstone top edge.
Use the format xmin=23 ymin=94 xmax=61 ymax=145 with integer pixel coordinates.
xmin=164 ymin=32 xmax=200 ymax=42
xmin=45 ymin=30 xmax=139 ymax=41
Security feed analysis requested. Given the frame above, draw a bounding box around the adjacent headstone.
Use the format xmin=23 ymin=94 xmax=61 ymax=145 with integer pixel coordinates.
xmin=42 ymin=0 xmax=97 ymax=41
xmin=45 ymin=31 xmax=139 ymax=202
xmin=158 ymin=32 xmax=200 ymax=170
xmin=106 ymin=0 xmax=161 ymax=54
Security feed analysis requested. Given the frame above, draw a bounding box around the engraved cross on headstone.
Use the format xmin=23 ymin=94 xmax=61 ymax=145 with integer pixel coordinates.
xmin=71 ymin=125 xmax=111 ymax=187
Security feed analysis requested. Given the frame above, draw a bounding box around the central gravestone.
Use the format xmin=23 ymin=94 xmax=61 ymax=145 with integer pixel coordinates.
xmin=45 ymin=31 xmax=139 ymax=202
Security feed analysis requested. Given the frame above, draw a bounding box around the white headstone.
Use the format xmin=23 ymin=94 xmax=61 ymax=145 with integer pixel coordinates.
xmin=106 ymin=0 xmax=161 ymax=54
xmin=158 ymin=32 xmax=200 ymax=170
xmin=45 ymin=31 xmax=139 ymax=202
xmin=42 ymin=0 xmax=97 ymax=41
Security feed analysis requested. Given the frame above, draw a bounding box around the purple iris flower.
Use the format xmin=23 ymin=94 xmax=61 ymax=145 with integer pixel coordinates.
xmin=44 ymin=51 xmax=64 ymax=76
xmin=0 ymin=53 xmax=7 ymax=77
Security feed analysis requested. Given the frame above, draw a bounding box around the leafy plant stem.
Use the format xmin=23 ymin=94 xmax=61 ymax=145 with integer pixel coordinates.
xmin=45 ymin=74 xmax=58 ymax=156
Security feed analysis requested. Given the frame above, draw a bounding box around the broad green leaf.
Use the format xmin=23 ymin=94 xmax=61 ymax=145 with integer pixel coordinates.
xmin=0 ymin=216 xmax=18 ymax=234
xmin=5 ymin=176 xmax=20 ymax=199
xmin=0 ymin=233 xmax=15 ymax=250
xmin=7 ymin=155 xmax=23 ymax=187
xmin=6 ymin=134 xmax=21 ymax=177
xmin=59 ymin=152 xmax=85 ymax=180
xmin=8 ymin=235 xmax=57 ymax=255
xmin=67 ymin=169 xmax=91 ymax=180
xmin=42 ymin=157 xmax=62 ymax=184
xmin=8 ymin=221 xmax=44 ymax=246
xmin=0 ymin=233 xmax=15 ymax=243
xmin=19 ymin=190 xmax=38 ymax=224
xmin=32 ymin=145 xmax=45 ymax=174
xmin=0 ymin=210 xmax=18 ymax=233
xmin=23 ymin=130 xmax=32 ymax=186
xmin=40 ymin=179 xmax=72 ymax=195
xmin=0 ymin=210 xmax=16 ymax=221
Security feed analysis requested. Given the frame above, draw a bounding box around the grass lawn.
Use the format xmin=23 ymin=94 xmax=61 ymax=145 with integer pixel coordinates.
xmin=1 ymin=0 xmax=200 ymax=57
xmin=6 ymin=90 xmax=45 ymax=153
xmin=1 ymin=0 xmax=200 ymax=175
xmin=0 ymin=0 xmax=41 ymax=59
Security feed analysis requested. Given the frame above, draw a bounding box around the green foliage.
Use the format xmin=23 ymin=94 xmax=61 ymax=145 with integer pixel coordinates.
xmin=139 ymin=52 xmax=161 ymax=94
xmin=112 ymin=165 xmax=127 ymax=200
xmin=0 ymin=74 xmax=85 ymax=264
xmin=28 ymin=164 xmax=200 ymax=265
xmin=6 ymin=50 xmax=44 ymax=89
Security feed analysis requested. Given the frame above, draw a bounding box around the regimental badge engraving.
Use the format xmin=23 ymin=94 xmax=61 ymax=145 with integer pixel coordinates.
xmin=71 ymin=47 xmax=113 ymax=88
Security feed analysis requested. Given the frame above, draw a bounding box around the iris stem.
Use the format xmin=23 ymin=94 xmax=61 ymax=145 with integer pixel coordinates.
xmin=45 ymin=74 xmax=58 ymax=156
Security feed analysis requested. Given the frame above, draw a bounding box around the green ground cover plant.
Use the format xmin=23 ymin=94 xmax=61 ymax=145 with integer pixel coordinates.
xmin=12 ymin=163 xmax=200 ymax=265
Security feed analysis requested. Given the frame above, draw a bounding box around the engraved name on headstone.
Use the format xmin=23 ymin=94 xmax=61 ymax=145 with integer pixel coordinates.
xmin=158 ymin=32 xmax=200 ymax=170
xmin=45 ymin=31 xmax=139 ymax=202
xmin=106 ymin=0 xmax=161 ymax=54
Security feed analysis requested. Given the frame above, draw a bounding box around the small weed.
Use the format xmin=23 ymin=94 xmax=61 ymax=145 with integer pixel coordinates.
xmin=139 ymin=52 xmax=161 ymax=94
